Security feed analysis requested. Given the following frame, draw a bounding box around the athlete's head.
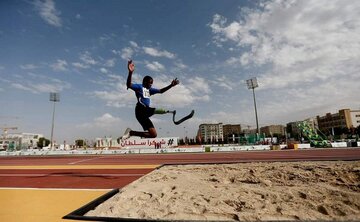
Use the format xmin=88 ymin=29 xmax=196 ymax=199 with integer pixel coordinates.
xmin=142 ymin=76 xmax=153 ymax=89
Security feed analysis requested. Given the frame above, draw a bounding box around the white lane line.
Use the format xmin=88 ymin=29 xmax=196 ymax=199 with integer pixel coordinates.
xmin=68 ymin=156 xmax=104 ymax=165
xmin=0 ymin=173 xmax=145 ymax=177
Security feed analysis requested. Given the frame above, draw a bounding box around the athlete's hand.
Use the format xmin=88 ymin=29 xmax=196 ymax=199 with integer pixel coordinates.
xmin=128 ymin=60 xmax=135 ymax=73
xmin=171 ymin=78 xmax=179 ymax=87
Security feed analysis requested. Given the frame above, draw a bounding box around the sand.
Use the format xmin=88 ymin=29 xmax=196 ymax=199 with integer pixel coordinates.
xmin=86 ymin=161 xmax=360 ymax=221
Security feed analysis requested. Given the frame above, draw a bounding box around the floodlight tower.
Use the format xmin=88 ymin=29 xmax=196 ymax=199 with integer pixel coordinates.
xmin=50 ymin=92 xmax=60 ymax=150
xmin=246 ymin=77 xmax=260 ymax=136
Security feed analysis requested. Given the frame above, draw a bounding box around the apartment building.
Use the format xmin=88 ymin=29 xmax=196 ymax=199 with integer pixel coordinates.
xmin=260 ymin=125 xmax=285 ymax=137
xmin=349 ymin=110 xmax=360 ymax=128
xmin=317 ymin=109 xmax=360 ymax=134
xmin=223 ymin=124 xmax=242 ymax=143
xmin=198 ymin=123 xmax=224 ymax=143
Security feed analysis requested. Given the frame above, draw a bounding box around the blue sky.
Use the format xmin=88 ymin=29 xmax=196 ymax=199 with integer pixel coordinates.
xmin=1 ymin=0 xmax=359 ymax=143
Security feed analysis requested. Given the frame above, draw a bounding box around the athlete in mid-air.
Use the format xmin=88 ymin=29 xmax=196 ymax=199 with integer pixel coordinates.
xmin=118 ymin=60 xmax=179 ymax=142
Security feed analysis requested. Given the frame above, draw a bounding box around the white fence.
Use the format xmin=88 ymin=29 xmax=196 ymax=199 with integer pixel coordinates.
xmin=0 ymin=143 xmax=358 ymax=156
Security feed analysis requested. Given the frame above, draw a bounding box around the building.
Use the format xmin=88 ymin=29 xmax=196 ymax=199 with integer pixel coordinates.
xmin=21 ymin=133 xmax=44 ymax=148
xmin=0 ymin=133 xmax=44 ymax=150
xmin=349 ymin=110 xmax=360 ymax=128
xmin=286 ymin=121 xmax=300 ymax=139
xmin=242 ymin=127 xmax=257 ymax=135
xmin=304 ymin=117 xmax=319 ymax=130
xmin=260 ymin=125 xmax=285 ymax=137
xmin=198 ymin=123 xmax=224 ymax=144
xmin=222 ymin=124 xmax=242 ymax=143
xmin=317 ymin=109 xmax=360 ymax=134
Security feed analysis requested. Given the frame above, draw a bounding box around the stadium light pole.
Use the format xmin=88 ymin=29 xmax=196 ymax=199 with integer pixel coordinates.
xmin=50 ymin=92 xmax=60 ymax=150
xmin=246 ymin=78 xmax=260 ymax=137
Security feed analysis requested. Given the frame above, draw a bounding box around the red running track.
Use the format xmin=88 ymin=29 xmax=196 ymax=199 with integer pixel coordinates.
xmin=0 ymin=148 xmax=359 ymax=189
xmin=0 ymin=169 xmax=154 ymax=189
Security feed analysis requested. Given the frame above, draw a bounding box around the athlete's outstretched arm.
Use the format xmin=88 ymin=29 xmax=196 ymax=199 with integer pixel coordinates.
xmin=159 ymin=78 xmax=179 ymax=93
xmin=127 ymin=60 xmax=135 ymax=89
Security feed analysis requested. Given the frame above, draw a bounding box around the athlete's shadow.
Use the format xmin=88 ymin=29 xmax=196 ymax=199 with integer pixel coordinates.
xmin=30 ymin=171 xmax=118 ymax=179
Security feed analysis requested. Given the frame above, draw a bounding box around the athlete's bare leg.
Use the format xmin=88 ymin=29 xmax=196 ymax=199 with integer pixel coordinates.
xmin=129 ymin=128 xmax=157 ymax=138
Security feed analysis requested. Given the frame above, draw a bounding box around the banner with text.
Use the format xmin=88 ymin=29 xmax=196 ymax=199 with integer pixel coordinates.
xmin=96 ymin=137 xmax=179 ymax=149
xmin=120 ymin=137 xmax=178 ymax=149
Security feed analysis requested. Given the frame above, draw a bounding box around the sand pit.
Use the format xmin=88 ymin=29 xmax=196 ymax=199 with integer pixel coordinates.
xmin=86 ymin=161 xmax=360 ymax=221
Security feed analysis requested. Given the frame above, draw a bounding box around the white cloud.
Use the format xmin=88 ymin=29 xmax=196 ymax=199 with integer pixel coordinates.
xmin=99 ymin=34 xmax=112 ymax=43
xmin=120 ymin=47 xmax=134 ymax=60
xmin=151 ymin=75 xmax=211 ymax=108
xmin=11 ymin=83 xmax=35 ymax=93
xmin=33 ymin=0 xmax=62 ymax=27
xmin=74 ymin=118 xmax=125 ymax=142
xmin=145 ymin=61 xmax=165 ymax=72
xmin=129 ymin=41 xmax=139 ymax=48
xmin=91 ymin=74 xmax=211 ymax=109
xmin=74 ymin=113 xmax=128 ymax=141
xmin=80 ymin=51 xmax=98 ymax=65
xmin=51 ymin=59 xmax=67 ymax=71
xmin=104 ymin=58 xmax=116 ymax=67
xmin=11 ymin=78 xmax=71 ymax=94
xmin=215 ymin=75 xmax=234 ymax=90
xmin=210 ymin=0 xmax=360 ymax=90
xmin=72 ymin=62 xmax=89 ymax=69
xmin=20 ymin=64 xmax=38 ymax=70
xmin=91 ymin=77 xmax=132 ymax=108
xmin=111 ymin=49 xmax=121 ymax=55
xmin=76 ymin=113 xmax=122 ymax=129
xmin=100 ymin=67 xmax=108 ymax=74
xmin=116 ymin=43 xmax=176 ymax=62
xmin=95 ymin=113 xmax=121 ymax=126
xmin=92 ymin=90 xmax=130 ymax=108
xmin=143 ymin=47 xmax=175 ymax=59
xmin=208 ymin=0 xmax=360 ymax=125
xmin=187 ymin=77 xmax=211 ymax=94
xmin=174 ymin=61 xmax=188 ymax=70
xmin=257 ymin=75 xmax=360 ymax=125
xmin=113 ymin=41 xmax=140 ymax=60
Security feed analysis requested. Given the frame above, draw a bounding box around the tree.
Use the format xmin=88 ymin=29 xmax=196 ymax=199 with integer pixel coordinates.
xmin=37 ymin=137 xmax=50 ymax=148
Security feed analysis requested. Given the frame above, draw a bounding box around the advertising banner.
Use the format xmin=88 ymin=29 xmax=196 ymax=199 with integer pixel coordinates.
xmin=96 ymin=137 xmax=178 ymax=149
xmin=119 ymin=137 xmax=178 ymax=149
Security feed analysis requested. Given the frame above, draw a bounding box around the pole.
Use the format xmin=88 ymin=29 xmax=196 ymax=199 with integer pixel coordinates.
xmin=246 ymin=77 xmax=260 ymax=142
xmin=50 ymin=101 xmax=56 ymax=150
xmin=252 ymin=87 xmax=260 ymax=136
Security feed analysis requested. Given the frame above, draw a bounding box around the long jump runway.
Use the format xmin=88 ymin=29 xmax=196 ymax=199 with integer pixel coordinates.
xmin=1 ymin=148 xmax=360 ymax=189
xmin=0 ymin=148 xmax=359 ymax=222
